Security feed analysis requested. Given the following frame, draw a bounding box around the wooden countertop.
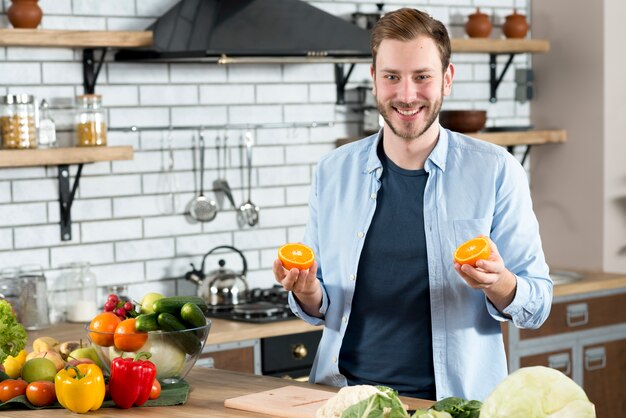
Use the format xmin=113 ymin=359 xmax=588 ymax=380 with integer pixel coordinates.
xmin=2 ymin=368 xmax=433 ymax=417
xmin=552 ymin=270 xmax=626 ymax=298
xmin=28 ymin=317 xmax=320 ymax=347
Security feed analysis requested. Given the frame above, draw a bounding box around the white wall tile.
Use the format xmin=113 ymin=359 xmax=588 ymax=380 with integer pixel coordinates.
xmin=0 ymin=203 xmax=47 ymax=226
xmin=42 ymin=62 xmax=84 ymax=84
xmin=42 ymin=16 xmax=106 ymax=30
xmin=143 ymin=215 xmax=203 ymax=238
xmin=228 ymin=65 xmax=282 ymax=83
xmin=257 ymin=84 xmax=308 ymax=104
xmin=309 ymin=83 xmax=337 ymax=103
xmin=136 ymin=0 xmax=178 ymax=17
xmin=199 ymin=85 xmax=255 ymax=105
xmin=0 ymin=182 xmax=10 ymax=203
xmin=140 ymin=85 xmax=198 ymax=106
xmin=107 ymin=63 xmax=169 ymax=84
xmin=81 ymin=219 xmax=143 ymax=243
xmin=175 ymin=232 xmax=232 ymax=257
xmin=48 ymin=198 xmax=112 ymax=222
xmin=0 ymin=63 xmax=41 ymax=84
xmin=170 ymin=64 xmax=227 ymax=83
xmin=73 ymin=0 xmax=135 ymax=16
xmin=257 ymin=205 xmax=308 ymax=229
xmin=284 ymin=104 xmax=336 ymax=123
xmin=0 ymin=228 xmax=11 ymax=249
xmin=233 ymin=227 xmax=287 ymax=251
xmin=171 ymin=105 xmax=228 ymax=127
xmin=50 ymin=242 xmax=114 ymax=267
xmin=40 ymin=0 xmax=72 ymax=14
xmin=92 ymin=262 xmax=145 ymax=286
xmin=229 ymin=105 xmax=282 ymax=125
xmin=98 ymin=85 xmax=139 ymax=106
xmin=78 ymin=175 xmax=142 ymax=198
xmin=12 ymin=179 xmax=57 ymax=202
xmin=283 ymin=64 xmax=334 ymax=82
xmin=14 ymin=224 xmax=79 ymax=249
xmin=115 ymin=237 xmax=175 ymax=262
xmin=109 ymin=107 xmax=170 ymax=128
xmin=0 ymin=249 xmax=48 ymax=268
xmin=285 ymin=144 xmax=334 ymax=164
xmin=7 ymin=47 xmax=73 ymax=61
xmin=258 ymin=165 xmax=311 ymax=187
xmin=107 ymin=17 xmax=154 ymax=31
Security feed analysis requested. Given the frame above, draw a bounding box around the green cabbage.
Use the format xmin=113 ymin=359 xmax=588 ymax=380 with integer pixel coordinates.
xmin=480 ymin=366 xmax=595 ymax=418
xmin=0 ymin=300 xmax=27 ymax=364
xmin=109 ymin=337 xmax=186 ymax=379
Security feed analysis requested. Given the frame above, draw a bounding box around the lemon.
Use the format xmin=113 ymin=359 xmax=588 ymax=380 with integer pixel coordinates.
xmin=3 ymin=349 xmax=27 ymax=378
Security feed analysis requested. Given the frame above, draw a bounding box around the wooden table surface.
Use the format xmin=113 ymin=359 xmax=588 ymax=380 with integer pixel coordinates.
xmin=1 ymin=368 xmax=434 ymax=417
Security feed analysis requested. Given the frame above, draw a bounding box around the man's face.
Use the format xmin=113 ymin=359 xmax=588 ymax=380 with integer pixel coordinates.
xmin=371 ymin=36 xmax=453 ymax=141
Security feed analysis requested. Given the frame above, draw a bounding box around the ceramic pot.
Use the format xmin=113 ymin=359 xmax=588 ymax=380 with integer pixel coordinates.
xmin=502 ymin=9 xmax=529 ymax=39
xmin=439 ymin=110 xmax=487 ymax=133
xmin=7 ymin=0 xmax=43 ymax=29
xmin=465 ymin=8 xmax=492 ymax=38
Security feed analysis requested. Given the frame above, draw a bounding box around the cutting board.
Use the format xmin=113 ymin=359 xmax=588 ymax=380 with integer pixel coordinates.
xmin=224 ymin=385 xmax=335 ymax=418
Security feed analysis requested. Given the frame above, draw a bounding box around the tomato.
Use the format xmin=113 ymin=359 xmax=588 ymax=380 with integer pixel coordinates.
xmin=149 ymin=379 xmax=161 ymax=400
xmin=0 ymin=379 xmax=28 ymax=402
xmin=89 ymin=312 xmax=122 ymax=347
xmin=113 ymin=318 xmax=148 ymax=352
xmin=26 ymin=381 xmax=56 ymax=407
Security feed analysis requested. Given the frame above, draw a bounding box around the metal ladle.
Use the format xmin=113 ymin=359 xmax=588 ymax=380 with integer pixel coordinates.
xmin=189 ymin=132 xmax=218 ymax=222
xmin=237 ymin=131 xmax=260 ymax=227
xmin=213 ymin=131 xmax=237 ymax=210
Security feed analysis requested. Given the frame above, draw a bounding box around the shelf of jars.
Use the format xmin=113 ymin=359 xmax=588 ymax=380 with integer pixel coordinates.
xmin=0 ymin=28 xmax=152 ymax=47
xmin=0 ymin=146 xmax=133 ymax=168
xmin=335 ymin=129 xmax=567 ymax=148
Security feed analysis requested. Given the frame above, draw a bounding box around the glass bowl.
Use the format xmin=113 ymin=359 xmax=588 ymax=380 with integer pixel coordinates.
xmin=84 ymin=321 xmax=211 ymax=384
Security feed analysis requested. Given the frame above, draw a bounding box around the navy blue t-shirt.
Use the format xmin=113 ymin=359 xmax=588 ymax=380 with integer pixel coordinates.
xmin=338 ymin=146 xmax=435 ymax=400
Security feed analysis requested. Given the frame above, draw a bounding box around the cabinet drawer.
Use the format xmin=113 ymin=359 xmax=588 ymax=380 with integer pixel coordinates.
xmin=520 ymin=292 xmax=626 ymax=340
xmin=262 ymin=331 xmax=322 ymax=375
xmin=197 ymin=346 xmax=255 ymax=374
xmin=519 ymin=349 xmax=573 ymax=377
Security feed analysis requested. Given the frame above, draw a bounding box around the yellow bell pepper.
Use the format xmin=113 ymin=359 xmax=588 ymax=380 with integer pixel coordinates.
xmin=55 ymin=364 xmax=105 ymax=413
xmin=2 ymin=349 xmax=27 ymax=378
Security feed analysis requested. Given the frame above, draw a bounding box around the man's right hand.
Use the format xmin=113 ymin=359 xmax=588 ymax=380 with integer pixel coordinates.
xmin=273 ymin=259 xmax=323 ymax=318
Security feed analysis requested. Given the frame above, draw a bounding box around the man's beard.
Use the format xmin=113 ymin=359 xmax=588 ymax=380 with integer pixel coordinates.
xmin=376 ymin=85 xmax=444 ymax=141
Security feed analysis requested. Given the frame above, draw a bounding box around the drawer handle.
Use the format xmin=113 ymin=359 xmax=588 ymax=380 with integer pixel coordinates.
xmin=566 ymin=303 xmax=588 ymax=327
xmin=584 ymin=347 xmax=606 ymax=371
xmin=292 ymin=344 xmax=308 ymax=359
xmin=548 ymin=353 xmax=571 ymax=375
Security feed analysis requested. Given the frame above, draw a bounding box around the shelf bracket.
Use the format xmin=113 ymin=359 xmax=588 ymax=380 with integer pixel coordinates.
xmin=335 ymin=63 xmax=356 ymax=105
xmin=489 ymin=53 xmax=516 ymax=103
xmin=58 ymin=164 xmax=84 ymax=241
xmin=506 ymin=145 xmax=532 ymax=166
xmin=82 ymin=48 xmax=107 ymax=94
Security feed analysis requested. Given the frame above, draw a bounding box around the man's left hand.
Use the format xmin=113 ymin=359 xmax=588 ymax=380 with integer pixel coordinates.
xmin=454 ymin=236 xmax=517 ymax=312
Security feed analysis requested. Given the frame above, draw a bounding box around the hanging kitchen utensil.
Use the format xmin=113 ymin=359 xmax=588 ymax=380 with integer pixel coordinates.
xmin=157 ymin=127 xmax=178 ymax=215
xmin=237 ymin=130 xmax=260 ymax=227
xmin=213 ymin=130 xmax=237 ymax=210
xmin=189 ymin=131 xmax=218 ymax=222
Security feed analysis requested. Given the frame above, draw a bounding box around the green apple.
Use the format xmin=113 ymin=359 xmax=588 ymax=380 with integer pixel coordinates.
xmin=68 ymin=346 xmax=104 ymax=369
xmin=140 ymin=292 xmax=165 ymax=314
xmin=20 ymin=358 xmax=57 ymax=383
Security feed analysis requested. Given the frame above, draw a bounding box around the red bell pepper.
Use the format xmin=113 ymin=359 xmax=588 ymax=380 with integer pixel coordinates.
xmin=109 ymin=352 xmax=157 ymax=409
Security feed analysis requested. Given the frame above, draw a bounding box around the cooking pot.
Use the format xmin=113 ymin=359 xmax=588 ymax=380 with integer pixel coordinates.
xmin=185 ymin=245 xmax=249 ymax=307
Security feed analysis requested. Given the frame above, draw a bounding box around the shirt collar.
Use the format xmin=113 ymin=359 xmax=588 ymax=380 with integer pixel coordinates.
xmin=426 ymin=125 xmax=449 ymax=172
xmin=365 ymin=126 xmax=449 ymax=175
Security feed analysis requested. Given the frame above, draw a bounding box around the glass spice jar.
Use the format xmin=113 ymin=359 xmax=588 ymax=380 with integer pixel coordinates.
xmin=75 ymin=94 xmax=107 ymax=146
xmin=0 ymin=94 xmax=38 ymax=149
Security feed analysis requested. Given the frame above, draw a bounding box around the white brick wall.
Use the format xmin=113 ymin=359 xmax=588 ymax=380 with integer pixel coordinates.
xmin=0 ymin=0 xmax=531 ymax=300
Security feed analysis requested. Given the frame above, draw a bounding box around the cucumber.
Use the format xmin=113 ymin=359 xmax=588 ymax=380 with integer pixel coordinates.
xmin=157 ymin=312 xmax=202 ymax=354
xmin=180 ymin=302 xmax=207 ymax=328
xmin=135 ymin=313 xmax=159 ymax=332
xmin=153 ymin=296 xmax=210 ymax=315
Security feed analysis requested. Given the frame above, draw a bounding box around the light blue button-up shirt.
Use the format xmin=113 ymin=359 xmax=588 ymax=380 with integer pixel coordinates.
xmin=289 ymin=127 xmax=552 ymax=401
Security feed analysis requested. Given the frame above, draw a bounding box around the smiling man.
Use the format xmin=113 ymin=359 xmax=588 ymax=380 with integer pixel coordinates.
xmin=273 ymin=8 xmax=552 ymax=401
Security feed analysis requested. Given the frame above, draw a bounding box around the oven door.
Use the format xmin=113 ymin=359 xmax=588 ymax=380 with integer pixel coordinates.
xmin=261 ymin=330 xmax=322 ymax=380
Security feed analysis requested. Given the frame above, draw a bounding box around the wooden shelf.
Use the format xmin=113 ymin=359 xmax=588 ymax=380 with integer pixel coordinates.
xmin=0 ymin=146 xmax=134 ymax=168
xmin=0 ymin=28 xmax=152 ymax=48
xmin=470 ymin=129 xmax=566 ymax=146
xmin=451 ymin=38 xmax=550 ymax=54
xmin=335 ymin=129 xmax=566 ymax=148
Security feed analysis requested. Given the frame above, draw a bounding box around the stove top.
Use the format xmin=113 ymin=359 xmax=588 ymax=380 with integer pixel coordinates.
xmin=205 ymin=286 xmax=297 ymax=323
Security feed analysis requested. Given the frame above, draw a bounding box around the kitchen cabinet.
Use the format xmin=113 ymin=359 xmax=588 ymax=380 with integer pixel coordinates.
xmin=505 ymin=277 xmax=626 ymax=417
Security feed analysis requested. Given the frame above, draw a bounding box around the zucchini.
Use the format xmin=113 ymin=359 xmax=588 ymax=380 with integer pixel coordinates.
xmin=180 ymin=302 xmax=207 ymax=328
xmin=153 ymin=296 xmax=209 ymax=315
xmin=157 ymin=312 xmax=202 ymax=354
xmin=135 ymin=313 xmax=159 ymax=332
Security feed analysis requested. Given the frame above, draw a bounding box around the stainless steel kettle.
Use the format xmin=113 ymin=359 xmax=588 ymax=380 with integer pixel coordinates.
xmin=185 ymin=245 xmax=249 ymax=307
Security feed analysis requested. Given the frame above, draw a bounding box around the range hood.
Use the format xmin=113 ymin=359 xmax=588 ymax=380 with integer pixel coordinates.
xmin=114 ymin=0 xmax=372 ymax=64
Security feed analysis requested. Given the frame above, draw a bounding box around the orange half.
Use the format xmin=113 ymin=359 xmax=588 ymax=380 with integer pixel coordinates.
xmin=278 ymin=243 xmax=315 ymax=270
xmin=453 ymin=236 xmax=491 ymax=267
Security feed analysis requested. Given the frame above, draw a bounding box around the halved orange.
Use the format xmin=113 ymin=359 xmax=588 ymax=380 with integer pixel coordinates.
xmin=278 ymin=243 xmax=315 ymax=270
xmin=453 ymin=236 xmax=491 ymax=267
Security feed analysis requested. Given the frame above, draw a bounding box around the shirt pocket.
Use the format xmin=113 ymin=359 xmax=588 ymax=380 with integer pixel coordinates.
xmin=453 ymin=218 xmax=492 ymax=244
